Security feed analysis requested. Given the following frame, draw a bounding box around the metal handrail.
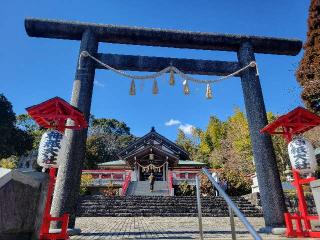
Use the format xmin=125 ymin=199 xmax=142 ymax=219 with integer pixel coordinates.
xmin=198 ymin=168 xmax=262 ymax=240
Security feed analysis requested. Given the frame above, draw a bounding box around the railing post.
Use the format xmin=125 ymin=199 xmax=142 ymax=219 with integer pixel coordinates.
xmin=229 ymin=206 xmax=236 ymax=240
xmin=202 ymin=168 xmax=262 ymax=240
xmin=196 ymin=175 xmax=204 ymax=240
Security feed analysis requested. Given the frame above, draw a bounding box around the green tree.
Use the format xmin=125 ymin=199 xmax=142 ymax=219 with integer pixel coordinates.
xmin=226 ymin=108 xmax=252 ymax=163
xmin=199 ymin=116 xmax=225 ymax=167
xmin=176 ymin=129 xmax=194 ymax=155
xmin=196 ymin=108 xmax=254 ymax=194
xmin=175 ymin=128 xmax=205 ymax=162
xmin=90 ymin=118 xmax=131 ymax=136
xmin=0 ymin=94 xmax=33 ymax=159
xmin=16 ymin=114 xmax=45 ymax=149
xmin=267 ymin=112 xmax=290 ymax=179
xmin=296 ymin=0 xmax=320 ymax=113
xmin=0 ymin=94 xmax=17 ymax=158
xmin=85 ymin=118 xmax=136 ymax=169
xmin=200 ymin=116 xmax=225 ymax=153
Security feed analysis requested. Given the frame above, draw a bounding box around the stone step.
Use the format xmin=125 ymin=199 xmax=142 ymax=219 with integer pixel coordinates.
xmin=81 ymin=199 xmax=241 ymax=202
xmin=79 ymin=209 xmax=261 ymax=214
xmin=126 ymin=181 xmax=169 ymax=196
xmin=81 ymin=202 xmax=250 ymax=207
xmin=77 ymin=195 xmax=263 ymax=217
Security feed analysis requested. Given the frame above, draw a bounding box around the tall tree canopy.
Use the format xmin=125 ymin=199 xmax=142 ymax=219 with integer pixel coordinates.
xmin=85 ymin=118 xmax=136 ymax=169
xmin=175 ymin=108 xmax=295 ymax=195
xmin=176 ymin=127 xmax=205 ymax=163
xmin=296 ymin=0 xmax=320 ymax=113
xmin=16 ymin=114 xmax=45 ymax=149
xmin=0 ymin=94 xmax=33 ymax=159
xmin=199 ymin=116 xmax=225 ymax=155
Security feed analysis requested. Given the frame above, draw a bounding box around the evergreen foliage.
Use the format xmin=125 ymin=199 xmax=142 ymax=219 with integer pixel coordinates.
xmin=0 ymin=94 xmax=33 ymax=159
xmin=16 ymin=114 xmax=45 ymax=149
xmin=85 ymin=118 xmax=136 ymax=169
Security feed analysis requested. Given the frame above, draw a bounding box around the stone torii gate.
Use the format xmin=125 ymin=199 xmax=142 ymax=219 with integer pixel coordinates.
xmin=25 ymin=18 xmax=302 ymax=229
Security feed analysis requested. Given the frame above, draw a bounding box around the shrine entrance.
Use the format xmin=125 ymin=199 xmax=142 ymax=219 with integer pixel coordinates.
xmin=135 ymin=155 xmax=167 ymax=181
xmin=117 ymin=127 xmax=187 ymax=182
xmin=25 ymin=17 xmax=302 ymax=229
xmin=140 ymin=167 xmax=163 ymax=181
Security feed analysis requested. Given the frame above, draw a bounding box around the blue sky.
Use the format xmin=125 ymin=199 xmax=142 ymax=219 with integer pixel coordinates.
xmin=1 ymin=1 xmax=309 ymax=140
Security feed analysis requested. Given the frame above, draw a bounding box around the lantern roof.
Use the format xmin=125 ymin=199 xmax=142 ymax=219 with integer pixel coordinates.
xmin=261 ymin=107 xmax=320 ymax=141
xmin=26 ymin=97 xmax=87 ymax=132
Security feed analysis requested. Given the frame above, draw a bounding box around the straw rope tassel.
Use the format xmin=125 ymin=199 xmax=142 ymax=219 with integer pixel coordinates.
xmin=206 ymin=84 xmax=213 ymax=99
xmin=183 ymin=80 xmax=190 ymax=95
xmin=169 ymin=69 xmax=175 ymax=86
xmin=129 ymin=79 xmax=136 ymax=95
xmin=152 ymin=79 xmax=159 ymax=94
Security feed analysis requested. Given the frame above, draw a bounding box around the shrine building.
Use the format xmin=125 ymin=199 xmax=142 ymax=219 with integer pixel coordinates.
xmin=83 ymin=127 xmax=206 ymax=195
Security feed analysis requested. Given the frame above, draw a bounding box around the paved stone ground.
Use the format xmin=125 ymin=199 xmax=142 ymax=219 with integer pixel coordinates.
xmin=71 ymin=217 xmax=288 ymax=239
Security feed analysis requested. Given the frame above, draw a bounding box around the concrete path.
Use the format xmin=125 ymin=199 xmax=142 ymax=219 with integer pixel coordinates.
xmin=71 ymin=217 xmax=289 ymax=239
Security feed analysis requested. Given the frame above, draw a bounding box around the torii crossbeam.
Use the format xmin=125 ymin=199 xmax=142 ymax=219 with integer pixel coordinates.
xmin=25 ymin=17 xmax=302 ymax=229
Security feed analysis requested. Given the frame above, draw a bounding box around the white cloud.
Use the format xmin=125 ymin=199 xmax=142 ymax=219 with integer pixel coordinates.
xmin=179 ymin=124 xmax=195 ymax=135
xmin=165 ymin=119 xmax=181 ymax=126
xmin=94 ymin=80 xmax=105 ymax=87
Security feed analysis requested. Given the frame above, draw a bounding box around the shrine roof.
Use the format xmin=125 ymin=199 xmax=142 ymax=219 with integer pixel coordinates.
xmin=118 ymin=127 xmax=189 ymax=160
xmin=261 ymin=107 xmax=320 ymax=135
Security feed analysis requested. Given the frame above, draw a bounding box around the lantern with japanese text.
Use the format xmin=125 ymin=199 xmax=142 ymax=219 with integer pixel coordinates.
xmin=37 ymin=130 xmax=66 ymax=168
xmin=288 ymin=136 xmax=317 ymax=174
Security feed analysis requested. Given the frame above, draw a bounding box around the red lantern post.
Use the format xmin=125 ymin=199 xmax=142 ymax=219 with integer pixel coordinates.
xmin=26 ymin=97 xmax=87 ymax=240
xmin=261 ymin=107 xmax=320 ymax=238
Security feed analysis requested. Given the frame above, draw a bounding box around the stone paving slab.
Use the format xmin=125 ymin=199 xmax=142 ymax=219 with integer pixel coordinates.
xmin=71 ymin=217 xmax=292 ymax=239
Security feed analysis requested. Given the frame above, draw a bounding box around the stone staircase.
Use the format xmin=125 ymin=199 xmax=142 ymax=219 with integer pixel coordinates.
xmin=77 ymin=195 xmax=263 ymax=217
xmin=126 ymin=181 xmax=169 ymax=196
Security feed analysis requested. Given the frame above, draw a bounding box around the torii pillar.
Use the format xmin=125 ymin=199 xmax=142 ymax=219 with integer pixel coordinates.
xmin=24 ymin=18 xmax=302 ymax=229
xmin=51 ymin=30 xmax=98 ymax=227
xmin=238 ymin=42 xmax=287 ymax=227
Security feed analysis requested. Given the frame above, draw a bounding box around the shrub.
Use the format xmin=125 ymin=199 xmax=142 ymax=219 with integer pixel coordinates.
xmin=200 ymin=173 xmax=214 ymax=196
xmin=222 ymin=169 xmax=252 ymax=196
xmin=80 ymin=174 xmax=93 ymax=195
xmin=0 ymin=155 xmax=18 ymax=169
xmin=102 ymin=183 xmax=119 ymax=196
xmin=176 ymin=181 xmax=195 ymax=196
